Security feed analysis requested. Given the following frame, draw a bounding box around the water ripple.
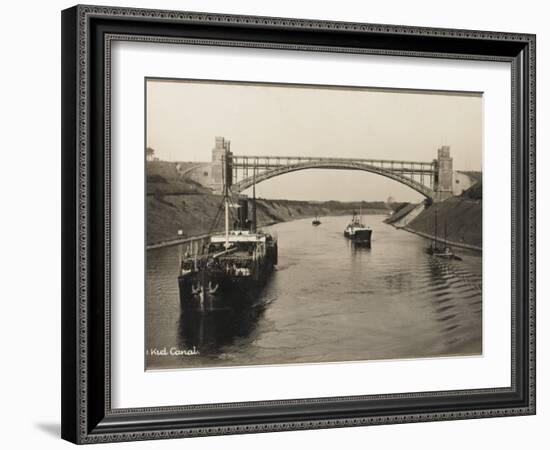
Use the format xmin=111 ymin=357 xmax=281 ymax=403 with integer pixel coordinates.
xmin=146 ymin=215 xmax=482 ymax=369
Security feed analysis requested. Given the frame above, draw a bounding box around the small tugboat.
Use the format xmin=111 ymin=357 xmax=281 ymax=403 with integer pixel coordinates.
xmin=425 ymin=209 xmax=462 ymax=260
xmin=344 ymin=207 xmax=372 ymax=246
xmin=178 ymin=162 xmax=278 ymax=311
xmin=312 ymin=214 xmax=321 ymax=226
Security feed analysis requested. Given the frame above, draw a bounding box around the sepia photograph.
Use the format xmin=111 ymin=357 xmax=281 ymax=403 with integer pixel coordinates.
xmin=144 ymin=78 xmax=483 ymax=371
xmin=57 ymin=4 xmax=537 ymax=444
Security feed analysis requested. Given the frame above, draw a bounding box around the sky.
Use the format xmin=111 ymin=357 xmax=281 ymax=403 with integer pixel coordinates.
xmin=146 ymin=79 xmax=482 ymax=203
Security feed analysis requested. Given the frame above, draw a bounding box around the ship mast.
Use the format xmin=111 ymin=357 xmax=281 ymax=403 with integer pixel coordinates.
xmin=251 ymin=167 xmax=257 ymax=233
xmin=224 ymin=199 xmax=229 ymax=248
xmin=223 ymin=152 xmax=229 ymax=249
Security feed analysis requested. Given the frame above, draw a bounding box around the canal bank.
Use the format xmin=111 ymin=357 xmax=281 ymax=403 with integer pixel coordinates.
xmin=401 ymin=227 xmax=482 ymax=252
xmin=147 ymin=174 xmax=389 ymax=247
xmin=387 ymin=196 xmax=482 ymax=251
xmin=146 ymin=166 xmax=393 ymax=246
xmin=146 ymin=204 xmax=388 ymax=250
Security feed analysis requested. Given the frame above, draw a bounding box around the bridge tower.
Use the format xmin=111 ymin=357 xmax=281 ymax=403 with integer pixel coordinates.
xmin=210 ymin=136 xmax=232 ymax=193
xmin=434 ymin=145 xmax=453 ymax=202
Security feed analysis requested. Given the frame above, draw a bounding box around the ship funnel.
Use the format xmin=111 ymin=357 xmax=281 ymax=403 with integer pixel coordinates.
xmin=237 ymin=198 xmax=249 ymax=230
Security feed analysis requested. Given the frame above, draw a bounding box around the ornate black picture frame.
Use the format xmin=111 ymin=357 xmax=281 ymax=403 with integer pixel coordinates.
xmin=61 ymin=4 xmax=536 ymax=444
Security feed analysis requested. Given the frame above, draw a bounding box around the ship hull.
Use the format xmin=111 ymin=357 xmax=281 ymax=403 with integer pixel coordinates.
xmin=178 ymin=257 xmax=276 ymax=311
xmin=351 ymin=229 xmax=372 ymax=246
xmin=352 ymin=240 xmax=371 ymax=248
xmin=345 ymin=228 xmax=372 ymax=244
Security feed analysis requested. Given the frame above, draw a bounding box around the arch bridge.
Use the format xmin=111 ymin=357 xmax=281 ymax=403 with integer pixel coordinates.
xmin=230 ymin=155 xmax=439 ymax=199
xmin=209 ymin=137 xmax=456 ymax=202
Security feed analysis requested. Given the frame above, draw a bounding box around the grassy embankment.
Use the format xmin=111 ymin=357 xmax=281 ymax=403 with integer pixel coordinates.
xmin=146 ymin=163 xmax=389 ymax=246
xmin=394 ymin=180 xmax=482 ymax=249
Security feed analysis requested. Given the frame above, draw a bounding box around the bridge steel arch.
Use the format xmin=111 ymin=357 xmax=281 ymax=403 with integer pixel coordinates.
xmin=230 ymin=160 xmax=436 ymax=199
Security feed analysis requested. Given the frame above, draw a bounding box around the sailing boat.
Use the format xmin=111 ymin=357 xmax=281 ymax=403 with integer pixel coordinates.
xmin=178 ymin=159 xmax=278 ymax=311
xmin=312 ymin=214 xmax=321 ymax=226
xmin=425 ymin=209 xmax=461 ymax=260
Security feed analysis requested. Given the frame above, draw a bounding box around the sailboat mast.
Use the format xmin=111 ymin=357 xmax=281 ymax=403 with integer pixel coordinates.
xmin=434 ymin=209 xmax=438 ymax=246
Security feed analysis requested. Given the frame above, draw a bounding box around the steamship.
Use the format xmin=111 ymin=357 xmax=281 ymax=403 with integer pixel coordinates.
xmin=344 ymin=208 xmax=372 ymax=247
xmin=178 ymin=172 xmax=277 ymax=311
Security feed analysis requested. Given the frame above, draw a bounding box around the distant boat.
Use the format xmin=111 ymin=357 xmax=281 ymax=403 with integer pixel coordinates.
xmin=344 ymin=207 xmax=372 ymax=246
xmin=312 ymin=214 xmax=321 ymax=226
xmin=425 ymin=210 xmax=462 ymax=260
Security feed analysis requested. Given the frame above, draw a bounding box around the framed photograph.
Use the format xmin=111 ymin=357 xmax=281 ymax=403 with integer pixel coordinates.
xmin=61 ymin=5 xmax=536 ymax=444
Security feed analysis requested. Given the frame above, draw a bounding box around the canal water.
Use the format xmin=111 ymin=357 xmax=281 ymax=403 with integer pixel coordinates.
xmin=146 ymin=215 xmax=482 ymax=370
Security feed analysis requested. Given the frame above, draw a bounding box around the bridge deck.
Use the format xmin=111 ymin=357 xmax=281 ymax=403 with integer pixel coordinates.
xmin=231 ymin=155 xmax=435 ymax=165
xmin=230 ymin=155 xmax=436 ymax=175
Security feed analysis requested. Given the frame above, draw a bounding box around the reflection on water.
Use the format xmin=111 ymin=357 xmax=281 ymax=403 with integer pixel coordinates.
xmin=177 ymin=301 xmax=268 ymax=355
xmin=146 ymin=215 xmax=482 ymax=370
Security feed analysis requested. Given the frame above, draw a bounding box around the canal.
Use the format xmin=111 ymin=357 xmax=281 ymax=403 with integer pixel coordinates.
xmin=146 ymin=214 xmax=482 ymax=370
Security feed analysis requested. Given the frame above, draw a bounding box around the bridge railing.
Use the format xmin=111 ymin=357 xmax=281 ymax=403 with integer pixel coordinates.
xmin=230 ymin=155 xmax=435 ymax=171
